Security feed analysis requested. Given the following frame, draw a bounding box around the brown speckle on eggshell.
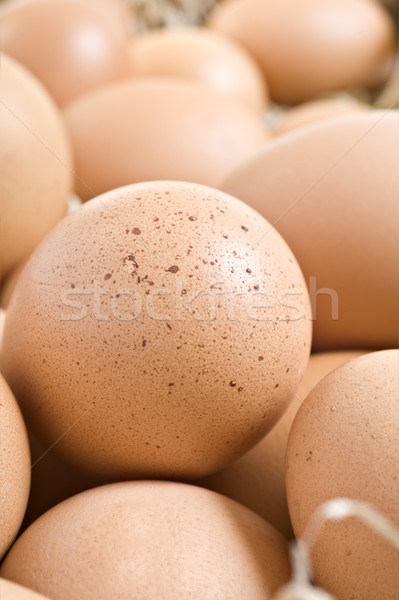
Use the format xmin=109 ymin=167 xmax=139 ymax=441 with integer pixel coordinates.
xmin=199 ymin=350 xmax=365 ymax=538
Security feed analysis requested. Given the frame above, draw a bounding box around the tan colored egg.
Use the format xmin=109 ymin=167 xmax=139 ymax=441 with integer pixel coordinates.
xmin=1 ymin=481 xmax=290 ymax=600
xmin=64 ymin=79 xmax=268 ymax=201
xmin=199 ymin=351 xmax=364 ymax=538
xmin=0 ymin=373 xmax=30 ymax=560
xmin=0 ymin=0 xmax=132 ymax=106
xmin=129 ymin=27 xmax=267 ymax=111
xmin=0 ymin=0 xmax=135 ymax=37
xmin=81 ymin=0 xmax=136 ymax=37
xmin=0 ymin=55 xmax=72 ymax=277
xmin=273 ymin=95 xmax=368 ymax=136
xmin=1 ymin=181 xmax=311 ymax=480
xmin=208 ymin=0 xmax=396 ymax=104
xmin=286 ymin=350 xmax=399 ymax=600
xmin=22 ymin=434 xmax=101 ymax=529
xmin=222 ymin=110 xmax=399 ymax=350
xmin=0 ymin=579 xmax=50 ymax=600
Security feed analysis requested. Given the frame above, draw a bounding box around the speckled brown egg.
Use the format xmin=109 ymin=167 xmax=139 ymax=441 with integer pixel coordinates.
xmin=208 ymin=0 xmax=396 ymax=104
xmin=0 ymin=373 xmax=31 ymax=560
xmin=286 ymin=350 xmax=399 ymax=600
xmin=0 ymin=579 xmax=50 ymax=600
xmin=0 ymin=0 xmax=132 ymax=106
xmin=222 ymin=110 xmax=399 ymax=350
xmin=129 ymin=27 xmax=267 ymax=111
xmin=1 ymin=181 xmax=311 ymax=480
xmin=0 ymin=481 xmax=291 ymax=600
xmin=198 ymin=350 xmax=364 ymax=538
xmin=63 ymin=78 xmax=268 ymax=201
xmin=0 ymin=54 xmax=72 ymax=277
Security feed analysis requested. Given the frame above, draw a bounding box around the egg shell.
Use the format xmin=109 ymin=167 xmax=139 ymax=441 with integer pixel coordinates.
xmin=0 ymin=372 xmax=31 ymax=560
xmin=286 ymin=349 xmax=399 ymax=600
xmin=0 ymin=0 xmax=135 ymax=38
xmin=198 ymin=350 xmax=364 ymax=538
xmin=1 ymin=181 xmax=311 ymax=480
xmin=208 ymin=0 xmax=396 ymax=104
xmin=0 ymin=481 xmax=290 ymax=600
xmin=0 ymin=54 xmax=72 ymax=277
xmin=129 ymin=27 xmax=267 ymax=111
xmin=222 ymin=110 xmax=399 ymax=350
xmin=0 ymin=0 xmax=132 ymax=106
xmin=273 ymin=96 xmax=368 ymax=136
xmin=0 ymin=579 xmax=50 ymax=600
xmin=64 ymin=78 xmax=268 ymax=201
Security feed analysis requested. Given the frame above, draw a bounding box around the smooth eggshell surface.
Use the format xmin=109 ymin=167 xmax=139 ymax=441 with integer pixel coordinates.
xmin=286 ymin=350 xmax=399 ymax=600
xmin=1 ymin=181 xmax=311 ymax=480
xmin=198 ymin=350 xmax=364 ymax=538
xmin=1 ymin=481 xmax=291 ymax=600
xmin=208 ymin=0 xmax=396 ymax=104
xmin=0 ymin=0 xmax=132 ymax=106
xmin=129 ymin=27 xmax=267 ymax=111
xmin=0 ymin=579 xmax=50 ymax=600
xmin=222 ymin=110 xmax=399 ymax=350
xmin=0 ymin=55 xmax=72 ymax=277
xmin=0 ymin=373 xmax=31 ymax=560
xmin=63 ymin=78 xmax=268 ymax=201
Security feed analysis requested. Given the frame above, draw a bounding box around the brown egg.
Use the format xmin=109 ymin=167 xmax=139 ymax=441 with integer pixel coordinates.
xmin=81 ymin=0 xmax=136 ymax=37
xmin=199 ymin=351 xmax=364 ymax=538
xmin=0 ymin=373 xmax=31 ymax=560
xmin=222 ymin=110 xmax=399 ymax=350
xmin=0 ymin=579 xmax=50 ymax=600
xmin=1 ymin=481 xmax=290 ymax=599
xmin=273 ymin=95 xmax=368 ymax=136
xmin=208 ymin=0 xmax=396 ymax=104
xmin=129 ymin=27 xmax=267 ymax=111
xmin=0 ymin=0 xmax=132 ymax=106
xmin=286 ymin=350 xmax=399 ymax=600
xmin=22 ymin=434 xmax=101 ymax=529
xmin=1 ymin=181 xmax=311 ymax=480
xmin=0 ymin=54 xmax=72 ymax=277
xmin=64 ymin=78 xmax=268 ymax=201
xmin=0 ymin=0 xmax=135 ymax=37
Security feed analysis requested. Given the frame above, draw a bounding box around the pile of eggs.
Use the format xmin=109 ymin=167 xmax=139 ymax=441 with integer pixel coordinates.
xmin=0 ymin=0 xmax=398 ymax=598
